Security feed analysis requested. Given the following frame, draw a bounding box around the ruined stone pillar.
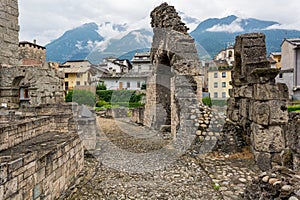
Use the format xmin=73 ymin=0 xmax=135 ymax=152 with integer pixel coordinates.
xmin=228 ymin=33 xmax=289 ymax=171
xmin=0 ymin=0 xmax=19 ymax=66
xmin=144 ymin=3 xmax=203 ymax=137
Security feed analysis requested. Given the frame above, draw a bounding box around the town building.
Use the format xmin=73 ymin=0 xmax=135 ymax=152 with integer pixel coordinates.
xmin=208 ymin=65 xmax=233 ymax=100
xmin=269 ymin=52 xmax=282 ymax=69
xmin=62 ymin=60 xmax=92 ymax=68
xmin=276 ymin=38 xmax=300 ymax=100
xmin=131 ymin=51 xmax=153 ymax=73
xmin=18 ymin=40 xmax=46 ymax=65
xmin=214 ymin=46 xmax=235 ymax=66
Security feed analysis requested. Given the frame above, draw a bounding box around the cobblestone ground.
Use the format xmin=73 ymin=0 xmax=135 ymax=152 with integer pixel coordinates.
xmin=63 ymin=118 xmax=260 ymax=200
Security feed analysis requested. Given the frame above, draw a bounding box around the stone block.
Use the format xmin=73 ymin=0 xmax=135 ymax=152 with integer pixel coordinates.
xmin=251 ymin=101 xmax=270 ymax=126
xmin=239 ymin=99 xmax=250 ymax=118
xmin=251 ymin=123 xmax=285 ymax=153
xmin=269 ymin=100 xmax=288 ymax=125
xmin=254 ymin=151 xmax=272 ymax=171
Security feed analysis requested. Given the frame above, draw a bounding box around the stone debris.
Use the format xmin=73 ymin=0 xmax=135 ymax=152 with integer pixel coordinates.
xmin=64 ymin=117 xmax=261 ymax=200
xmin=244 ymin=166 xmax=300 ymax=199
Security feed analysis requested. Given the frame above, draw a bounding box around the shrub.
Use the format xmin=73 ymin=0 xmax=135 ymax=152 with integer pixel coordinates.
xmin=96 ymin=82 xmax=107 ymax=90
xmin=65 ymin=90 xmax=73 ymax=102
xmin=96 ymin=90 xmax=143 ymax=103
xmin=141 ymin=83 xmax=146 ymax=90
xmin=202 ymin=96 xmax=212 ymax=107
xmin=66 ymin=89 xmax=96 ymax=107
xmin=96 ymin=100 xmax=109 ymax=107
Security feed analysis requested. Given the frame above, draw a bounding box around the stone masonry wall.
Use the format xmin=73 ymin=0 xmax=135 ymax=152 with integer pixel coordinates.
xmin=0 ymin=132 xmax=83 ymax=200
xmin=227 ymin=33 xmax=289 ymax=171
xmin=0 ymin=64 xmax=65 ymax=108
xmin=0 ymin=0 xmax=19 ymax=66
xmin=0 ymin=103 xmax=84 ymax=200
xmin=283 ymin=112 xmax=300 ymax=170
xmin=144 ymin=3 xmax=203 ymax=137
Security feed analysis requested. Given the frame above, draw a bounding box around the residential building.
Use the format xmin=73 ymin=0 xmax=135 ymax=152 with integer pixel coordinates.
xmin=18 ymin=40 xmax=46 ymax=65
xmin=131 ymin=51 xmax=153 ymax=73
xmin=59 ymin=66 xmax=93 ymax=91
xmin=214 ymin=46 xmax=235 ymax=66
xmin=99 ymin=72 xmax=148 ymax=90
xmin=62 ymin=60 xmax=92 ymax=68
xmin=208 ymin=65 xmax=233 ymax=100
xmin=269 ymin=52 xmax=282 ymax=69
xmin=276 ymin=38 xmax=300 ymax=100
xmin=100 ymin=57 xmax=132 ymax=74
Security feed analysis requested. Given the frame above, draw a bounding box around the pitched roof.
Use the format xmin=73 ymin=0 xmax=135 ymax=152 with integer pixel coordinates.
xmin=282 ymin=38 xmax=300 ymax=47
xmin=59 ymin=67 xmax=90 ymax=74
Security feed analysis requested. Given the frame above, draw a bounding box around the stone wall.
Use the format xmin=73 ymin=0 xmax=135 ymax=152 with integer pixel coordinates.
xmin=0 ymin=0 xmax=19 ymax=66
xmin=283 ymin=112 xmax=300 ymax=170
xmin=18 ymin=42 xmax=46 ymax=65
xmin=144 ymin=3 xmax=203 ymax=137
xmin=227 ymin=33 xmax=289 ymax=171
xmin=131 ymin=107 xmax=145 ymax=125
xmin=0 ymin=103 xmax=84 ymax=200
xmin=0 ymin=64 xmax=65 ymax=108
xmin=0 ymin=132 xmax=83 ymax=200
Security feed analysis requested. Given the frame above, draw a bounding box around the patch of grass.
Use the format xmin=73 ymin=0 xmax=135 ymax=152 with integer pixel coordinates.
xmin=288 ymin=104 xmax=300 ymax=112
xmin=212 ymin=182 xmax=221 ymax=190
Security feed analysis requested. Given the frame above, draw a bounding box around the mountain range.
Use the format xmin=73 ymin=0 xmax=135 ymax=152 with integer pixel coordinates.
xmin=45 ymin=14 xmax=300 ymax=64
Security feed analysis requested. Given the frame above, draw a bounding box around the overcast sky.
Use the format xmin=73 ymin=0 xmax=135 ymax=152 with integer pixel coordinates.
xmin=19 ymin=0 xmax=300 ymax=46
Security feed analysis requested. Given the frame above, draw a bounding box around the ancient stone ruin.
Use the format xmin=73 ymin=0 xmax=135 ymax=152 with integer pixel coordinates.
xmin=0 ymin=1 xmax=85 ymax=199
xmin=227 ymin=33 xmax=300 ymax=172
xmin=0 ymin=0 xmax=19 ymax=66
xmin=144 ymin=3 xmax=203 ymax=139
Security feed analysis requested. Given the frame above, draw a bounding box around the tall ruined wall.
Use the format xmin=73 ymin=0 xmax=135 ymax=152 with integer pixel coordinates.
xmin=227 ymin=33 xmax=289 ymax=171
xmin=144 ymin=3 xmax=203 ymax=135
xmin=0 ymin=0 xmax=19 ymax=66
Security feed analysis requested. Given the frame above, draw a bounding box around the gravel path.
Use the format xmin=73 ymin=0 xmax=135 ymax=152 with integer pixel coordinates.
xmin=63 ymin=117 xmax=260 ymax=200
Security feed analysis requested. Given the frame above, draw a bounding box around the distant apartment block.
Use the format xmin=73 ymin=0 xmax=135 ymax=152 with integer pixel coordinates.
xmin=276 ymin=38 xmax=300 ymax=100
xmin=208 ymin=66 xmax=233 ymax=100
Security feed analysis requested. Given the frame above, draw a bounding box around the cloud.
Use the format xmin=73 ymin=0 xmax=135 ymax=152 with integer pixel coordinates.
xmin=18 ymin=0 xmax=300 ymax=46
xmin=206 ymin=18 xmax=244 ymax=33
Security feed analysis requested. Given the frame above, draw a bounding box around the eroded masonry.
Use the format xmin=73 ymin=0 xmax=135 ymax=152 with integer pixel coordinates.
xmin=144 ymin=3 xmax=203 ymax=139
xmin=0 ymin=1 xmax=84 ymax=199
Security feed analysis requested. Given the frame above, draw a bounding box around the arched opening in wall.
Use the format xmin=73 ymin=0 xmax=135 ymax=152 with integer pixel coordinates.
xmin=228 ymin=50 xmax=233 ymax=58
xmin=156 ymin=51 xmax=173 ymax=127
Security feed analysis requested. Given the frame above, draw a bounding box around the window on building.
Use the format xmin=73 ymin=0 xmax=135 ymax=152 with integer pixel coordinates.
xmin=119 ymin=82 xmax=123 ymax=89
xmin=127 ymin=82 xmax=130 ymax=88
xmin=65 ymin=73 xmax=69 ymax=78
xmin=214 ymin=82 xmax=218 ymax=88
xmin=65 ymin=82 xmax=69 ymax=91
xmin=222 ymin=82 xmax=226 ymax=88
xmin=279 ymin=73 xmax=283 ymax=79
xmin=214 ymin=92 xmax=218 ymax=98
xmin=76 ymin=73 xmax=81 ymax=78
xmin=137 ymin=81 xmax=141 ymax=88
xmin=222 ymin=72 xmax=226 ymax=78
xmin=84 ymin=81 xmax=87 ymax=86
xmin=222 ymin=92 xmax=226 ymax=98
xmin=214 ymin=72 xmax=218 ymax=78
xmin=76 ymin=81 xmax=80 ymax=86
